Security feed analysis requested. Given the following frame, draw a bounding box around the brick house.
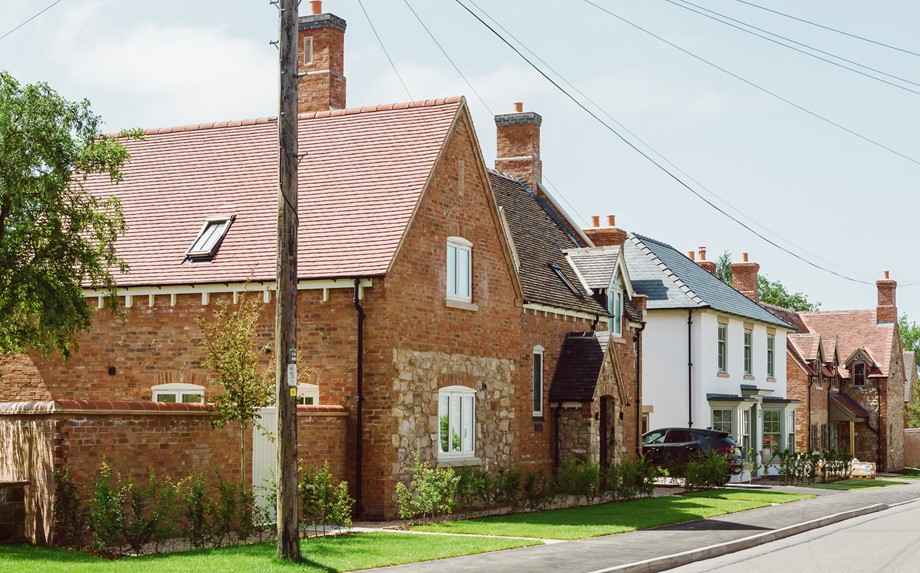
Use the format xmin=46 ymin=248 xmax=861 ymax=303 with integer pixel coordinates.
xmin=0 ymin=3 xmax=644 ymax=541
xmin=763 ymin=275 xmax=905 ymax=470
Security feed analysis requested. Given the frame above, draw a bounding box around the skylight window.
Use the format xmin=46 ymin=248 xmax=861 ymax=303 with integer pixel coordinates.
xmin=187 ymin=216 xmax=233 ymax=261
xmin=549 ymin=263 xmax=583 ymax=299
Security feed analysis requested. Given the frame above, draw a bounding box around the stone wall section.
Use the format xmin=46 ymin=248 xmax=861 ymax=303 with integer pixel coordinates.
xmin=391 ymin=349 xmax=516 ymax=478
xmin=884 ymin=336 xmax=905 ymax=470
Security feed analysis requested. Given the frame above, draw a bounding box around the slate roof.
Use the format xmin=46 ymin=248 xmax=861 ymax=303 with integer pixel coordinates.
xmin=549 ymin=332 xmax=610 ymax=402
xmin=566 ymin=247 xmax=619 ymax=290
xmin=490 ymin=172 xmax=607 ymax=315
xmin=83 ymin=98 xmax=464 ymax=286
xmin=799 ymin=310 xmax=896 ymax=377
xmin=623 ymin=234 xmax=791 ymax=328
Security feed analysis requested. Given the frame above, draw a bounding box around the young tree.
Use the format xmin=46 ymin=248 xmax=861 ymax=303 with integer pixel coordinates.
xmin=714 ymin=250 xmax=818 ymax=310
xmin=195 ymin=294 xmax=274 ymax=482
xmin=899 ymin=315 xmax=920 ymax=428
xmin=0 ymin=71 xmax=142 ymax=358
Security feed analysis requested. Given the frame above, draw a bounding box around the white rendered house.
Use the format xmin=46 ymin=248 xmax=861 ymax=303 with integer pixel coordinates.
xmin=624 ymin=234 xmax=796 ymax=475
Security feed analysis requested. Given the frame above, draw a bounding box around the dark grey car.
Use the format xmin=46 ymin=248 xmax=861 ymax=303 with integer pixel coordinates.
xmin=642 ymin=428 xmax=743 ymax=475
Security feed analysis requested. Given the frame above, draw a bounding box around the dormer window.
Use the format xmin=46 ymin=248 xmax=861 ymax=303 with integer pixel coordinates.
xmin=187 ymin=216 xmax=233 ymax=262
xmin=549 ymin=263 xmax=583 ymax=299
xmin=853 ymin=362 xmax=866 ymax=386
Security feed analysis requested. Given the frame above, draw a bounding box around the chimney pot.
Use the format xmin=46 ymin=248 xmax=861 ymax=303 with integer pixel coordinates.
xmin=698 ymin=247 xmax=707 ymax=261
xmin=688 ymin=251 xmax=696 ymax=261
xmin=885 ymin=270 xmax=890 ymax=279
xmin=591 ymin=215 xmax=600 ymax=228
xmin=607 ymin=215 xmax=616 ymax=227
xmin=514 ymin=102 xmax=523 ymax=113
xmin=743 ymin=252 xmax=749 ymax=262
xmin=311 ymin=0 xmax=322 ymax=14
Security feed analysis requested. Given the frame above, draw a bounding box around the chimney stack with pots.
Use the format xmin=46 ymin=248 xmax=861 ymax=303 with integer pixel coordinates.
xmin=495 ymin=102 xmax=543 ymax=192
xmin=877 ymin=271 xmax=897 ymax=324
xmin=731 ymin=252 xmax=760 ymax=302
xmin=297 ymin=1 xmax=347 ymax=113
xmin=583 ymin=214 xmax=628 ymax=248
xmin=697 ymin=247 xmax=717 ymax=275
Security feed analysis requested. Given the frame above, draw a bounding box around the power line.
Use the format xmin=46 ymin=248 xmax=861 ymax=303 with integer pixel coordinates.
xmin=734 ymin=0 xmax=920 ymax=59
xmin=402 ymin=0 xmax=494 ymax=115
xmin=666 ymin=0 xmax=920 ymax=96
xmin=455 ymin=0 xmax=877 ymax=286
xmin=466 ymin=0 xmax=871 ymax=280
xmin=0 ymin=0 xmax=65 ymax=42
xmin=356 ymin=0 xmax=414 ymax=101
xmin=581 ymin=0 xmax=920 ymax=168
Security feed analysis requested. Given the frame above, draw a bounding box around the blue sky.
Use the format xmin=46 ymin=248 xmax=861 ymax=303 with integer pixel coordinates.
xmin=3 ymin=0 xmax=918 ymax=321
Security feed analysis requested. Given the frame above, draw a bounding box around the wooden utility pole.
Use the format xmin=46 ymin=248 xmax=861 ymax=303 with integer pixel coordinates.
xmin=276 ymin=0 xmax=300 ymax=561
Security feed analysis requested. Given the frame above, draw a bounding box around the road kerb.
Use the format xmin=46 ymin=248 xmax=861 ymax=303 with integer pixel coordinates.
xmin=586 ymin=503 xmax=888 ymax=573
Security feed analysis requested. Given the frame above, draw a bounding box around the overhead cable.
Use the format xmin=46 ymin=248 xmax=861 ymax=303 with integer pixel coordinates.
xmin=0 ymin=0 xmax=65 ymax=42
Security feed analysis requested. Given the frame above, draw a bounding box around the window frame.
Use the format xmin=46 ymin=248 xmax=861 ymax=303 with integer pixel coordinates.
xmin=766 ymin=334 xmax=775 ymax=377
xmin=717 ymin=324 xmax=727 ymax=372
xmin=762 ymin=409 xmax=781 ymax=456
xmin=532 ymin=346 xmax=544 ymax=417
xmin=186 ymin=215 xmax=233 ymax=261
xmin=711 ymin=408 xmax=732 ymax=434
xmin=446 ymin=237 xmax=473 ymax=303
xmin=151 ymin=383 xmax=205 ymax=404
xmin=743 ymin=329 xmax=753 ymax=375
xmin=303 ymin=36 xmax=314 ymax=65
xmin=296 ymin=383 xmax=320 ymax=406
xmin=853 ymin=362 xmax=866 ymax=386
xmin=437 ymin=385 xmax=477 ymax=462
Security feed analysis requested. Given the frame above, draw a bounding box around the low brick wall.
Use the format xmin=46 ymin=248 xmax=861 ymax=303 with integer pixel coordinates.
xmin=904 ymin=428 xmax=920 ymax=468
xmin=0 ymin=481 xmax=27 ymax=543
xmin=0 ymin=400 xmax=348 ymax=545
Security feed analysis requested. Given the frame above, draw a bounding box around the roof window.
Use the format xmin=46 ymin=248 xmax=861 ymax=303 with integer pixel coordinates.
xmin=186 ymin=215 xmax=233 ymax=262
xmin=549 ymin=263 xmax=583 ymax=299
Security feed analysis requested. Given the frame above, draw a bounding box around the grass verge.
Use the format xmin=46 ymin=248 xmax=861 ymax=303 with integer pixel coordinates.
xmin=0 ymin=532 xmax=539 ymax=573
xmin=895 ymin=468 xmax=920 ymax=478
xmin=412 ymin=489 xmax=811 ymax=540
xmin=797 ymin=478 xmax=908 ymax=491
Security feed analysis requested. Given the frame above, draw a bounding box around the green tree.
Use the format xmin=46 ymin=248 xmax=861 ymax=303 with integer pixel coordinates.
xmin=0 ymin=71 xmax=142 ymax=358
xmin=757 ymin=275 xmax=820 ymax=311
xmin=195 ymin=294 xmax=274 ymax=482
xmin=714 ymin=250 xmax=819 ymax=311
xmin=899 ymin=314 xmax=920 ymax=427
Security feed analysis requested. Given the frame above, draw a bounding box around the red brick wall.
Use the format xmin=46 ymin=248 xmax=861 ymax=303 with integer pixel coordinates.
xmin=786 ymin=357 xmax=831 ymax=451
xmin=904 ymin=428 xmax=920 ymax=467
xmin=297 ymin=20 xmax=345 ymax=112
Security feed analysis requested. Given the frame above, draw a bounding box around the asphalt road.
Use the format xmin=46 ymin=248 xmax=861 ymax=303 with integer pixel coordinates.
xmin=669 ymin=499 xmax=920 ymax=573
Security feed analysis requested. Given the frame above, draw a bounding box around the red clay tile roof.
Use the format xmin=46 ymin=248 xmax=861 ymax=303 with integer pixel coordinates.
xmin=789 ymin=333 xmax=821 ymax=362
xmin=799 ymin=310 xmax=896 ymax=377
xmin=85 ymin=98 xmax=464 ymax=286
xmin=761 ymin=303 xmax=808 ymax=333
xmin=829 ymin=393 xmax=870 ymax=421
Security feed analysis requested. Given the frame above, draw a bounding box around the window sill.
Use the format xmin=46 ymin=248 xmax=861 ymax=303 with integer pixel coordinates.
xmin=437 ymin=456 xmax=481 ymax=468
xmin=767 ymin=376 xmax=776 ymax=383
xmin=743 ymin=374 xmax=755 ymax=380
xmin=717 ymin=372 xmax=730 ymax=378
xmin=532 ymin=415 xmax=544 ymax=422
xmin=446 ymin=298 xmax=478 ymax=312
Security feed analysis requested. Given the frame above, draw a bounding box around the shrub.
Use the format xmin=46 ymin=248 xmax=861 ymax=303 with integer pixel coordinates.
xmin=395 ymin=450 xmax=460 ymax=523
xmin=454 ymin=466 xmax=491 ymax=515
xmin=520 ymin=468 xmax=553 ymax=511
xmin=88 ymin=462 xmax=125 ymax=549
xmin=52 ymin=466 xmax=86 ymax=546
xmin=491 ymin=466 xmax=525 ymax=511
xmin=298 ymin=461 xmax=353 ymax=535
xmin=180 ymin=473 xmax=212 ymax=549
xmin=684 ymin=450 xmax=729 ymax=491
xmin=555 ymin=457 xmax=601 ymax=504
xmin=86 ymin=463 xmax=170 ymax=553
xmin=607 ymin=457 xmax=658 ymax=500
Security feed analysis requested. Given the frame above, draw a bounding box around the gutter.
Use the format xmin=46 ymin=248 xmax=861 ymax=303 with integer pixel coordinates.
xmin=353 ymin=279 xmax=365 ymax=516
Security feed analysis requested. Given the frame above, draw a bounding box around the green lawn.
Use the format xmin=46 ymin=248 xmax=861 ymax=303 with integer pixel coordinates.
xmin=895 ymin=468 xmax=920 ymax=478
xmin=0 ymin=532 xmax=539 ymax=573
xmin=412 ymin=489 xmax=811 ymax=540
xmin=797 ymin=478 xmax=908 ymax=491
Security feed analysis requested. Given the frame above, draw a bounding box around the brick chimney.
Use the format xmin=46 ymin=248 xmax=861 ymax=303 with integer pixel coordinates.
xmin=297 ymin=1 xmax=346 ymax=113
xmin=877 ymin=271 xmax=897 ymax=324
xmin=495 ymin=102 xmax=542 ymax=191
xmin=731 ymin=252 xmax=760 ymax=303
xmin=697 ymin=247 xmax=717 ymax=275
xmin=583 ymin=215 xmax=628 ymax=248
